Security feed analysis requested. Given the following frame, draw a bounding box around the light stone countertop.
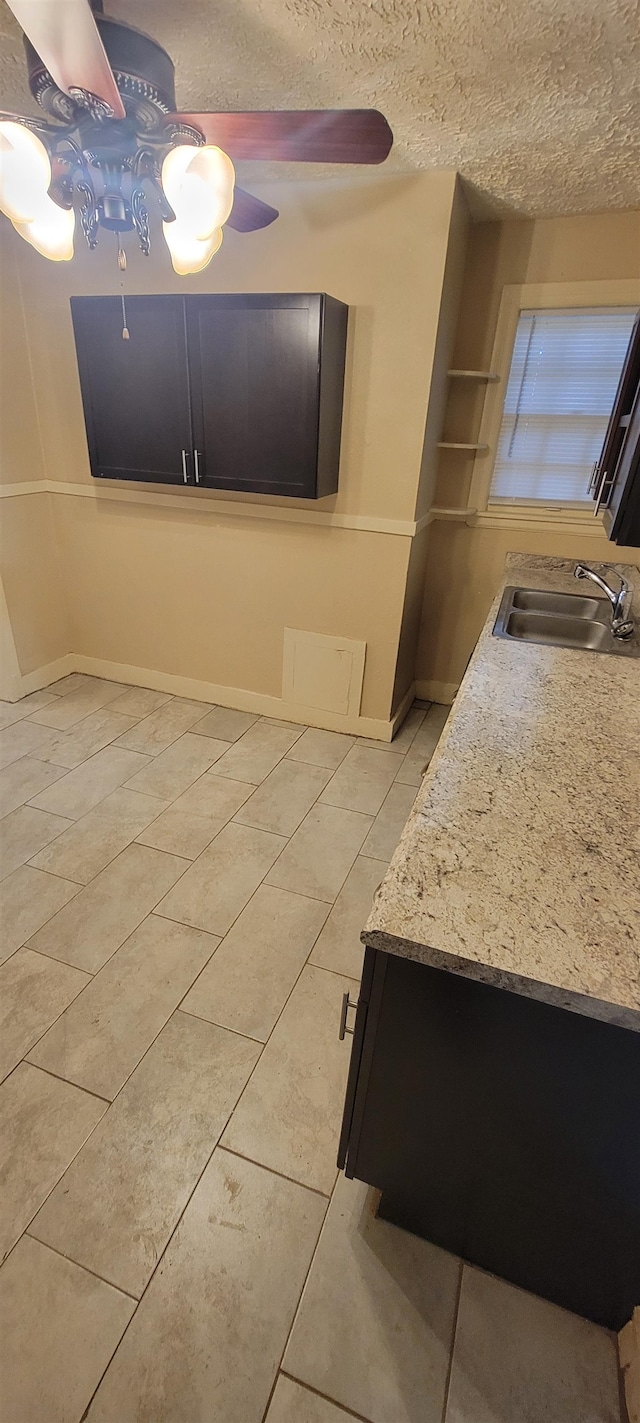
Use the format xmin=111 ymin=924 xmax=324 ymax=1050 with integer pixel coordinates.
xmin=364 ymin=553 xmax=640 ymax=1031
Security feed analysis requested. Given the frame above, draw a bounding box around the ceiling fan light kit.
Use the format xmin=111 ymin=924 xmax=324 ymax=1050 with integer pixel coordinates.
xmin=0 ymin=0 xmax=393 ymax=275
xmin=0 ymin=118 xmax=74 ymax=258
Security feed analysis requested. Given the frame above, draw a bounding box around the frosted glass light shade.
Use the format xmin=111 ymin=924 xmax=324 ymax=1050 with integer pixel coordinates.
xmin=0 ymin=120 xmax=74 ymax=261
xmin=162 ymin=221 xmax=223 ymax=276
xmin=14 ymin=200 xmax=75 ymax=262
xmin=0 ymin=121 xmax=51 ymax=223
xmin=161 ymin=144 xmax=235 ymax=241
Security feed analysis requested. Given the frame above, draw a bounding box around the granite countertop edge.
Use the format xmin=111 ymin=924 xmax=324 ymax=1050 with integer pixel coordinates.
xmin=363 ymin=552 xmax=640 ymax=1033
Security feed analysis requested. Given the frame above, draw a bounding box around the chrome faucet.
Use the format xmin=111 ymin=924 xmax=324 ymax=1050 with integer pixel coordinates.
xmin=574 ymin=564 xmax=635 ymax=639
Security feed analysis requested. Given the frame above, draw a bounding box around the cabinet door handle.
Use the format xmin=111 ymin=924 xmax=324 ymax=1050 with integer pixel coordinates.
xmin=339 ymin=992 xmax=358 ymax=1040
xmin=181 ymin=449 xmax=189 ymax=484
xmin=194 ymin=449 xmax=201 ymax=485
xmin=594 ymin=466 xmax=615 ymax=515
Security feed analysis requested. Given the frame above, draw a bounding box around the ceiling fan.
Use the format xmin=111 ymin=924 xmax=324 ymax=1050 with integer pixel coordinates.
xmin=0 ymin=0 xmax=393 ymax=273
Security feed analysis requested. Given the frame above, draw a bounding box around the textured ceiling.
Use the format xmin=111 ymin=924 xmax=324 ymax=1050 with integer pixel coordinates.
xmin=1 ymin=0 xmax=639 ymax=217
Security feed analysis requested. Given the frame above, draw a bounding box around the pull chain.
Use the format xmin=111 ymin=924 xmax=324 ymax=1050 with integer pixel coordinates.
xmin=117 ymin=236 xmax=129 ymax=340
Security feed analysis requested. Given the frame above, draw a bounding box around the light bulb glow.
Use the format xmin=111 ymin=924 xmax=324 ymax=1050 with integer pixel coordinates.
xmin=162 ymin=221 xmax=223 ymax=276
xmin=13 ymin=199 xmax=75 ymax=262
xmin=161 ymin=144 xmax=235 ymax=240
xmin=0 ymin=120 xmax=74 ymax=261
xmin=161 ymin=143 xmax=233 ymax=273
xmin=0 ymin=121 xmax=51 ymax=224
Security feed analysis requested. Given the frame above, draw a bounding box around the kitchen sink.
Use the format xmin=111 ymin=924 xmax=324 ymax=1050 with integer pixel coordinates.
xmin=509 ymin=588 xmax=603 ymax=619
xmin=493 ymin=586 xmax=639 ymax=656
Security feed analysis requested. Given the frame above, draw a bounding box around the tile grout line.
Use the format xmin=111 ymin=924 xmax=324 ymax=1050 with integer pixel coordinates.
xmin=24 ymin=743 xmax=356 ymax=1403
xmin=7 ymin=878 xmax=220 ymax=1086
xmin=439 ymin=1258 xmax=465 ymax=1423
xmin=74 ymin=1074 xmax=330 ymax=1419
xmin=176 ymin=1005 xmax=265 ymax=1046
xmin=3 ymin=680 xmax=424 ymax=1420
xmin=18 ymin=1059 xmax=112 ymax=1105
xmin=174 ymin=777 xmax=375 ymax=1193
xmin=20 ymin=842 xmax=200 ymax=982
xmin=23 ymin=767 xmax=241 ymax=889
xmin=217 ymin=1145 xmax=332 ymax=1202
xmin=258 ymin=1154 xmax=348 ymax=1423
xmin=279 ymin=1371 xmax=377 ymax=1423
xmin=9 ymin=711 xmax=332 ymax=1153
xmin=20 ymin=1232 xmax=140 ymax=1302
xmin=0 ymin=1058 xmax=112 ymax=1273
xmin=193 ymin=843 xmax=343 ymax=1140
xmin=16 ymin=1023 xmax=268 ymax=1417
xmin=24 ymin=790 xmax=179 ymax=886
xmin=6 ymin=690 xmax=385 ymax=1149
xmin=21 ymin=931 xmax=224 ymax=1113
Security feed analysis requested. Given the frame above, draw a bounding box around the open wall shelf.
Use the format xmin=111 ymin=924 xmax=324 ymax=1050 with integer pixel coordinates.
xmin=437 ymin=441 xmax=489 ymax=452
xmin=447 ymin=369 xmax=499 ymax=381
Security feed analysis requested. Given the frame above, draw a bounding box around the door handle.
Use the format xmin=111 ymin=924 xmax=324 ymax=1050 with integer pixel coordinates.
xmin=194 ymin=449 xmax=201 ymax=485
xmin=181 ymin=449 xmax=189 ymax=485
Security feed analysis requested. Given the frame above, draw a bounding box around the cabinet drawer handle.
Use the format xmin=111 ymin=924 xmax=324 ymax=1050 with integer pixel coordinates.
xmin=181 ymin=449 xmax=188 ymax=484
xmin=194 ymin=449 xmax=201 ymax=485
xmin=339 ymin=991 xmax=358 ymax=1040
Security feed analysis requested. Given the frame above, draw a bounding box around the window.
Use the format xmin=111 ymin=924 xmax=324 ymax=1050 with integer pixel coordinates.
xmin=490 ymin=307 xmax=637 ymax=506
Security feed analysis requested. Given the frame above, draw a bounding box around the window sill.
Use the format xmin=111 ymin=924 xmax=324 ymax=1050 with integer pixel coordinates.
xmin=470 ymin=505 xmax=607 ymax=535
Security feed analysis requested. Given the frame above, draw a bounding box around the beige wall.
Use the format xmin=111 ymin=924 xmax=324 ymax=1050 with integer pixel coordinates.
xmin=21 ymin=170 xmax=457 ymax=522
xmin=0 ymin=227 xmax=45 ymax=485
xmin=391 ymin=178 xmax=470 ymax=707
xmin=0 ymin=227 xmax=71 ymax=678
xmin=415 ymin=178 xmax=470 ymax=522
xmin=1 ymin=171 xmax=461 ymax=724
xmin=416 ymin=518 xmax=640 ymax=693
xmin=0 ymin=492 xmax=71 ymax=677
xmin=417 ymin=208 xmax=640 ymax=696
xmin=54 ymin=495 xmax=410 ymax=719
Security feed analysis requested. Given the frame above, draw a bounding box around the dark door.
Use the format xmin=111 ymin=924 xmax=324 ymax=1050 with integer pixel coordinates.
xmin=186 ymin=294 xmax=321 ymax=497
xmin=71 ymin=295 xmax=194 ymax=485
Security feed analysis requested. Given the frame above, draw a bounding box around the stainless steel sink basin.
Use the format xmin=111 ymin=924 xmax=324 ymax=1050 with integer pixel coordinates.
xmin=510 ymin=588 xmax=603 ymax=619
xmin=503 ymin=610 xmax=612 ymax=650
xmin=493 ymin=586 xmax=639 ymax=656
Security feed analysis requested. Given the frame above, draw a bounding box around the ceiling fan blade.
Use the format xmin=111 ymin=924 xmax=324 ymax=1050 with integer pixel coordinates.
xmin=168 ymin=110 xmax=393 ymax=164
xmin=226 ymin=187 xmax=279 ymax=232
xmin=6 ymin=0 xmax=125 ymax=119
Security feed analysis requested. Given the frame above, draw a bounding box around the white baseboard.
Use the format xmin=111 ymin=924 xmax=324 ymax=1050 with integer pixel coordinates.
xmin=8 ymin=652 xmax=421 ymax=740
xmin=56 ymin=653 xmax=399 ymax=740
xmin=415 ymin=678 xmax=459 ymax=705
xmin=5 ymin=654 xmax=75 ymax=702
xmin=390 ymin=682 xmax=417 ymax=736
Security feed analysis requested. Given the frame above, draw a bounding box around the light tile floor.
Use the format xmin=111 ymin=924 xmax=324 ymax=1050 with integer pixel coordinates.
xmin=0 ymin=677 xmax=622 ymax=1422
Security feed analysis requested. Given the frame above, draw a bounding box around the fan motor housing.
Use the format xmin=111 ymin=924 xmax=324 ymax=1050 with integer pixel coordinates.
xmin=25 ymin=15 xmax=176 ymax=129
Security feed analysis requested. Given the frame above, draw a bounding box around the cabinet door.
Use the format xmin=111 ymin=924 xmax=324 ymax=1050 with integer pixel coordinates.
xmin=71 ymin=296 xmax=193 ymax=485
xmin=186 ymin=294 xmax=321 ymax=497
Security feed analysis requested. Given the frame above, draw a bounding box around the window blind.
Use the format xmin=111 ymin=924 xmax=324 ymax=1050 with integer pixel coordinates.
xmin=490 ymin=307 xmax=637 ymax=506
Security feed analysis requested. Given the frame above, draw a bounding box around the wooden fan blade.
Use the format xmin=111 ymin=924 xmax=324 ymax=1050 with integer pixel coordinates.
xmin=6 ymin=0 xmax=125 ymax=118
xmin=168 ymin=110 xmax=393 ymax=164
xmin=226 ymin=187 xmax=279 ymax=232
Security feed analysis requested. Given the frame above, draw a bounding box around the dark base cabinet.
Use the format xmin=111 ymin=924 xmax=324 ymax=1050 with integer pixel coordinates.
xmin=71 ymin=293 xmax=348 ymax=499
xmin=339 ymin=947 xmax=640 ymax=1330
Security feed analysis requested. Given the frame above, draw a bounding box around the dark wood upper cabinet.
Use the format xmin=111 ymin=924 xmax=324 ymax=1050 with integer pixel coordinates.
xmin=71 ymin=292 xmax=348 ymax=499
xmin=71 ymin=295 xmax=193 ymax=486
